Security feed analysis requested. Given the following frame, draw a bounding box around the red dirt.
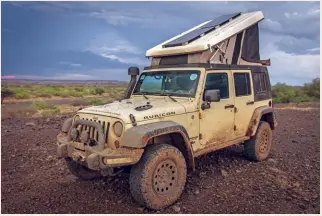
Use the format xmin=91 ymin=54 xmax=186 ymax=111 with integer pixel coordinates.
xmin=1 ymin=103 xmax=320 ymax=214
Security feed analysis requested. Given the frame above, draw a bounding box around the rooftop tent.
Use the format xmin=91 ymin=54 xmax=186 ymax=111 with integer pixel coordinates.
xmin=241 ymin=23 xmax=261 ymax=63
xmin=146 ymin=11 xmax=270 ymax=67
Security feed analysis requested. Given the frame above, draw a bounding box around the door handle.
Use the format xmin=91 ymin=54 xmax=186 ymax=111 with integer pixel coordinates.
xmin=246 ymin=101 xmax=254 ymax=105
xmin=225 ymin=104 xmax=234 ymax=109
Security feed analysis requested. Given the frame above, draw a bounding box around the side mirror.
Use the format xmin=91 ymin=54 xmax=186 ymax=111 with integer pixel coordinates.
xmin=205 ymin=89 xmax=221 ymax=102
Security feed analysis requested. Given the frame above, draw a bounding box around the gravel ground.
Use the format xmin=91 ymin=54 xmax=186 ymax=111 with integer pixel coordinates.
xmin=1 ymin=103 xmax=320 ymax=214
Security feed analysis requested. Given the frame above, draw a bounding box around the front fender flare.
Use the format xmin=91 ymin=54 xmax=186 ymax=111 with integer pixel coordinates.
xmin=120 ymin=121 xmax=195 ymax=170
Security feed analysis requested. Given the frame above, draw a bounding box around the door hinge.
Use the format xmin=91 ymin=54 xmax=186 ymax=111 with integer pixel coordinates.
xmin=234 ymin=125 xmax=237 ymax=131
xmin=234 ymin=107 xmax=237 ymax=113
xmin=199 ymin=113 xmax=202 ymax=119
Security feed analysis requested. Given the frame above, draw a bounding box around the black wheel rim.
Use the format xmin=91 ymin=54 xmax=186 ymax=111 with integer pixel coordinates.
xmin=259 ymin=129 xmax=269 ymax=154
xmin=153 ymin=160 xmax=178 ymax=195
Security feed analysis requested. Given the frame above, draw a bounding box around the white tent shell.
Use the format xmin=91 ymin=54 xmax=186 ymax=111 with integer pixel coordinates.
xmin=146 ymin=11 xmax=270 ymax=67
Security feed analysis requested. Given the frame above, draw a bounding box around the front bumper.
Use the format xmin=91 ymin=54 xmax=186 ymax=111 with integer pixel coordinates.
xmin=56 ymin=119 xmax=144 ymax=171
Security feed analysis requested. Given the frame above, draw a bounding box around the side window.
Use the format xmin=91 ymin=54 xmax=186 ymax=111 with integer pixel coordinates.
xmin=204 ymin=73 xmax=229 ymax=100
xmin=259 ymin=73 xmax=267 ymax=92
xmin=254 ymin=72 xmax=268 ymax=93
xmin=233 ymin=73 xmax=251 ymax=96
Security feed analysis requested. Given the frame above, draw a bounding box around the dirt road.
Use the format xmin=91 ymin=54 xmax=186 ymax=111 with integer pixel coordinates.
xmin=1 ymin=103 xmax=320 ymax=213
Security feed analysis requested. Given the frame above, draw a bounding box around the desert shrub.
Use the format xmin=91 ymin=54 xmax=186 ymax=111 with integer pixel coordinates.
xmin=3 ymin=84 xmax=126 ymax=100
xmin=272 ymin=78 xmax=320 ymax=103
xmin=95 ymin=87 xmax=105 ymax=95
xmin=36 ymin=93 xmax=52 ymax=98
xmin=70 ymin=91 xmax=84 ymax=98
xmin=38 ymin=86 xmax=62 ymax=96
xmin=1 ymin=88 xmax=15 ymax=102
xmin=15 ymin=91 xmax=31 ymax=99
xmin=303 ymin=78 xmax=320 ymax=99
xmin=32 ymin=101 xmax=52 ymax=110
xmin=88 ymin=99 xmax=104 ymax=106
xmin=42 ymin=107 xmax=61 ymax=116
xmin=74 ymin=87 xmax=84 ymax=92
xmin=59 ymin=92 xmax=70 ymax=98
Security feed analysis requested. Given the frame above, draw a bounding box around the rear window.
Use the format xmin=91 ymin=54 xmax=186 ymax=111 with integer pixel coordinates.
xmin=253 ymin=72 xmax=268 ymax=93
xmin=233 ymin=73 xmax=251 ymax=96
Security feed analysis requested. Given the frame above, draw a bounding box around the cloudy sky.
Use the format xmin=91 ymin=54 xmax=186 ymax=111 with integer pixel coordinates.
xmin=1 ymin=1 xmax=320 ymax=85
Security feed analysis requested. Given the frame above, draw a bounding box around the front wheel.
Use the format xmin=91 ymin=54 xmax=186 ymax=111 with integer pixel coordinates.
xmin=129 ymin=144 xmax=187 ymax=210
xmin=244 ymin=121 xmax=272 ymax=161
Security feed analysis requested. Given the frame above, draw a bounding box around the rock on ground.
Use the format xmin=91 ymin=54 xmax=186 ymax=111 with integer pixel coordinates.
xmin=1 ymin=104 xmax=320 ymax=214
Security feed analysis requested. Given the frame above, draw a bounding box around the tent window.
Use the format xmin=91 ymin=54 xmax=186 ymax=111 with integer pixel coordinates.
xmin=234 ymin=73 xmax=251 ymax=97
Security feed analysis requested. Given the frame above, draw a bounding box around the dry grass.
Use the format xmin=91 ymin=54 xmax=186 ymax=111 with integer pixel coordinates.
xmin=57 ymin=105 xmax=84 ymax=114
xmin=6 ymin=106 xmax=38 ymax=118
xmin=71 ymin=99 xmax=89 ymax=107
xmin=274 ymin=107 xmax=319 ymax=111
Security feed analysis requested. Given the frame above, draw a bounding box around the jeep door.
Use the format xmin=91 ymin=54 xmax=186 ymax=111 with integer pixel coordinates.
xmin=231 ymin=70 xmax=255 ymax=137
xmin=199 ymin=70 xmax=236 ymax=146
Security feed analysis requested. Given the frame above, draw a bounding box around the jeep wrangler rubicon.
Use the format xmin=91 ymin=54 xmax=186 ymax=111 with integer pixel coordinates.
xmin=57 ymin=11 xmax=277 ymax=210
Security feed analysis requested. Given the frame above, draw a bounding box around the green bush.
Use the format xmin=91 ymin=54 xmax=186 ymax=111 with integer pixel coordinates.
xmin=70 ymin=91 xmax=84 ymax=98
xmin=36 ymin=93 xmax=52 ymax=98
xmin=15 ymin=91 xmax=31 ymax=99
xmin=32 ymin=101 xmax=51 ymax=110
xmin=95 ymin=87 xmax=105 ymax=95
xmin=272 ymin=78 xmax=320 ymax=103
xmin=1 ymin=88 xmax=15 ymax=102
xmin=303 ymin=78 xmax=320 ymax=99
xmin=88 ymin=99 xmax=104 ymax=106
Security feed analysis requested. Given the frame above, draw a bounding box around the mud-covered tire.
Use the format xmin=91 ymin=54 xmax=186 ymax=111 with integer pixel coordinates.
xmin=65 ymin=158 xmax=102 ymax=180
xmin=244 ymin=121 xmax=272 ymax=161
xmin=129 ymin=144 xmax=187 ymax=210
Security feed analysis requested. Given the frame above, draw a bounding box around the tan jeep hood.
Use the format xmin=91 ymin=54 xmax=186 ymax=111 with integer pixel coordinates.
xmin=78 ymin=97 xmax=187 ymax=124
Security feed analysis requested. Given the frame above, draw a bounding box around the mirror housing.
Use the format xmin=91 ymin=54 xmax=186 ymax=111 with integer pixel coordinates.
xmin=205 ymin=89 xmax=221 ymax=102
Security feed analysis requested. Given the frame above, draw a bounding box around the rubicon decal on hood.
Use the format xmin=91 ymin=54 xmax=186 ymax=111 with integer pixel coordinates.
xmin=144 ymin=112 xmax=176 ymax=120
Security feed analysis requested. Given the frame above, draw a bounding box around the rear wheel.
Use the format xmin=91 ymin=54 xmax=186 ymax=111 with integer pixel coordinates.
xmin=129 ymin=144 xmax=187 ymax=210
xmin=244 ymin=121 xmax=272 ymax=161
xmin=65 ymin=158 xmax=102 ymax=180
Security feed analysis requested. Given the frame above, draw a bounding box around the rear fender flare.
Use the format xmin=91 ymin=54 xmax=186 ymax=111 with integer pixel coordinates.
xmin=247 ymin=106 xmax=276 ymax=136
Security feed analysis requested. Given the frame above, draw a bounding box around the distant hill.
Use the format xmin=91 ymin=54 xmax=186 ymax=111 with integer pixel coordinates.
xmin=1 ymin=79 xmax=127 ymax=82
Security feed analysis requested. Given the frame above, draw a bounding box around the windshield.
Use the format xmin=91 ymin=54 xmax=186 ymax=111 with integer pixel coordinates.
xmin=133 ymin=70 xmax=200 ymax=97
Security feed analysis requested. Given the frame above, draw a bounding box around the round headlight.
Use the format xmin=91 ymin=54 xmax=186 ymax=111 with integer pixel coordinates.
xmin=70 ymin=128 xmax=79 ymax=140
xmin=74 ymin=115 xmax=80 ymax=122
xmin=113 ymin=122 xmax=123 ymax=137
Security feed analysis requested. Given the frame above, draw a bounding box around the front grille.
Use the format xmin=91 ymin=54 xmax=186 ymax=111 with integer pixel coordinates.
xmin=77 ymin=118 xmax=110 ymax=143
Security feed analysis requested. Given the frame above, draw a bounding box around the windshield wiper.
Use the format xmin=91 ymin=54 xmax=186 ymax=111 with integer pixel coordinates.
xmin=157 ymin=93 xmax=177 ymax=102
xmin=133 ymin=92 xmax=149 ymax=99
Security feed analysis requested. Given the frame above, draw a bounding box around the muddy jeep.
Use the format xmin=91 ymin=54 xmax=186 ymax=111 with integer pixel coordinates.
xmin=56 ymin=11 xmax=277 ymax=210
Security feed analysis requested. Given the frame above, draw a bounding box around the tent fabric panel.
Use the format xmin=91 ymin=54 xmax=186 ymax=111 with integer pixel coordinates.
xmin=241 ymin=24 xmax=260 ymax=62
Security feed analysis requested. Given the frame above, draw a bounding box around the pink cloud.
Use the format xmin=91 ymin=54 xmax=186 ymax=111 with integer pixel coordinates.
xmin=1 ymin=75 xmax=16 ymax=79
